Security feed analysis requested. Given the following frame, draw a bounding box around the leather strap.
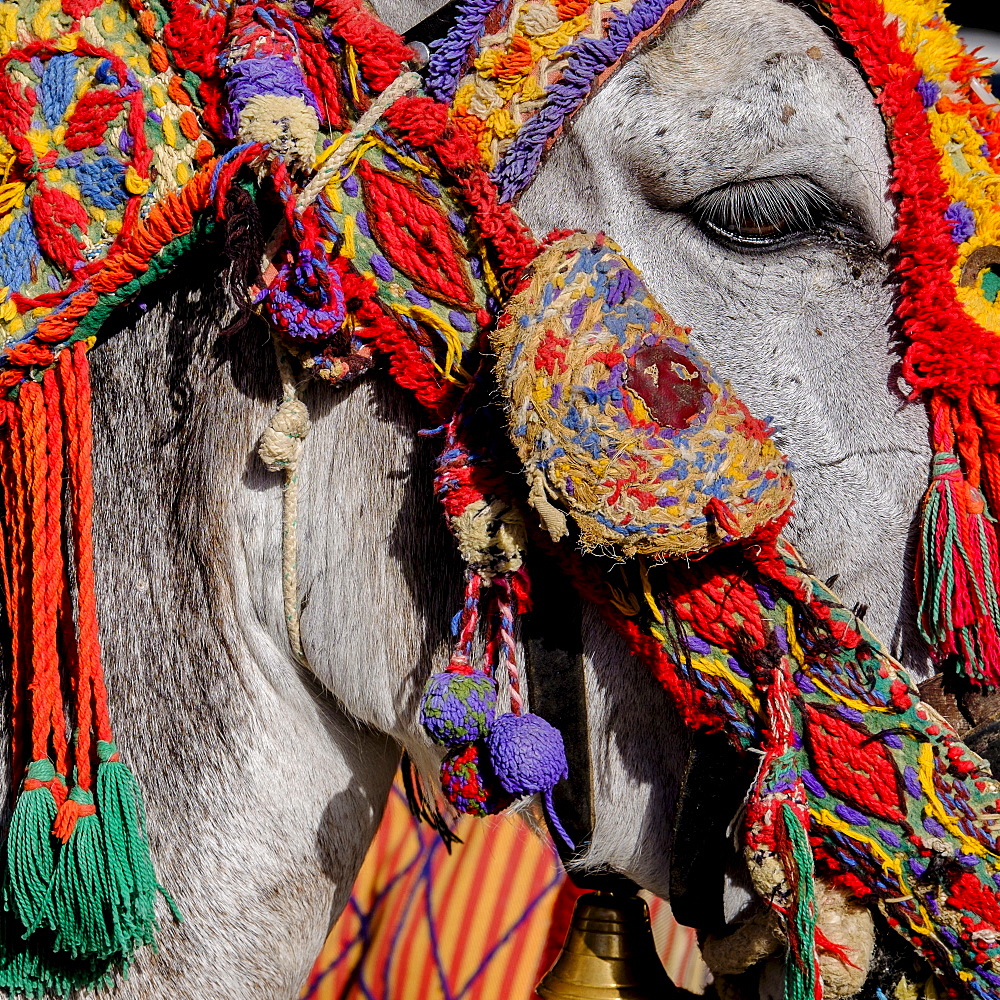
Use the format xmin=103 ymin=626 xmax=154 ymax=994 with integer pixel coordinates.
xmin=917 ymin=672 xmax=1000 ymax=737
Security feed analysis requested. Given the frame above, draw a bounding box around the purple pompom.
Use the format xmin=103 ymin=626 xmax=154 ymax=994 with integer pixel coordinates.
xmin=486 ymin=713 xmax=568 ymax=797
xmin=420 ymin=671 xmax=497 ymax=746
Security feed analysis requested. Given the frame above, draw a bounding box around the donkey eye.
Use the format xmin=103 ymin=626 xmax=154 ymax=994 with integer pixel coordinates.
xmin=689 ymin=176 xmax=842 ymax=250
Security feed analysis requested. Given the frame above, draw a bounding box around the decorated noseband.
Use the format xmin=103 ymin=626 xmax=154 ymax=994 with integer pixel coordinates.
xmin=492 ymin=233 xmax=793 ymax=557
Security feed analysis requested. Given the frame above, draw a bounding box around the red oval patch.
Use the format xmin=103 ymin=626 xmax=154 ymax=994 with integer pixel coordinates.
xmin=625 ymin=344 xmax=708 ymax=428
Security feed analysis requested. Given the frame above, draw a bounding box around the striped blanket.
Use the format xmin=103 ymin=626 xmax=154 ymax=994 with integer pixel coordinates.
xmin=304 ymin=778 xmax=706 ymax=1000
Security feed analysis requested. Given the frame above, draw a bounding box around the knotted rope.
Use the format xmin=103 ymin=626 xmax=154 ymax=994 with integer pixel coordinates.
xmin=257 ymin=67 xmax=420 ymax=663
xmin=259 ymin=336 xmax=311 ymax=664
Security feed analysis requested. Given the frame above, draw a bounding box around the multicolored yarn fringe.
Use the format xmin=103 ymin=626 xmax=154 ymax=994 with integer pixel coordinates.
xmin=0 ymin=0 xmax=999 ymax=995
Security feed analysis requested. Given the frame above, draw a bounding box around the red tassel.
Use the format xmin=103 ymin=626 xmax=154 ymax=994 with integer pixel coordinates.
xmin=915 ymin=403 xmax=1000 ymax=685
xmin=19 ymin=379 xmax=71 ymax=779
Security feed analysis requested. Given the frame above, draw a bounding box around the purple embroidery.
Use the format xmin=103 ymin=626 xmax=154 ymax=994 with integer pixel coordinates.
xmin=837 ymin=705 xmax=865 ymax=724
xmin=802 ymin=770 xmax=827 ymax=798
xmin=448 ymin=310 xmax=472 ymax=332
xmin=370 ymin=253 xmax=394 ymax=281
xmin=753 ymin=583 xmax=776 ymax=610
xmin=878 ymin=827 xmax=901 ymax=847
xmin=916 ymin=76 xmax=940 ymax=108
xmin=221 ymin=56 xmax=320 ymax=139
xmin=607 ymin=267 xmax=638 ymax=306
xmin=923 ymin=814 xmax=948 ymax=838
xmin=835 ymin=803 xmax=870 ymax=827
xmin=492 ymin=0 xmax=686 ymax=201
xmin=426 ymin=0 xmax=505 ymax=103
xmin=684 ymin=634 xmax=712 ymax=654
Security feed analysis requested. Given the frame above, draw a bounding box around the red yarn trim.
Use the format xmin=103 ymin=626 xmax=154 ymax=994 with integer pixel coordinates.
xmin=826 ymin=0 xmax=1000 ymax=401
xmin=0 ymin=163 xmax=217 ymax=390
xmin=59 ymin=345 xmax=113 ymax=793
xmin=18 ymin=383 xmax=70 ymax=774
xmin=0 ymin=401 xmax=29 ymax=778
xmin=381 ymin=95 xmax=541 ymax=289
xmin=311 ymin=0 xmax=413 ymax=93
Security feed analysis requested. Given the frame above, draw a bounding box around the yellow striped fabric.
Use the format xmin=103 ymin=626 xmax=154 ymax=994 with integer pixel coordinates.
xmin=305 ymin=778 xmax=707 ymax=999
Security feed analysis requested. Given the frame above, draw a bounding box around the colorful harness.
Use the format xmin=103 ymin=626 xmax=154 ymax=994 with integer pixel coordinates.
xmin=0 ymin=0 xmax=998 ymax=997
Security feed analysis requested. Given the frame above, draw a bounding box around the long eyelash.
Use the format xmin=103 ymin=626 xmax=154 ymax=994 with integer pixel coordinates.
xmin=690 ymin=176 xmax=839 ymax=244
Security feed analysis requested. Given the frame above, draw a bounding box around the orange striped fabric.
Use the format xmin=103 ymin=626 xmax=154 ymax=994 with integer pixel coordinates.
xmin=305 ymin=779 xmax=707 ymax=999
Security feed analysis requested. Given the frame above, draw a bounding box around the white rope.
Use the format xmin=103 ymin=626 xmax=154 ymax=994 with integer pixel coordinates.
xmin=295 ymin=70 xmax=423 ymax=212
xmin=259 ymin=334 xmax=311 ymax=664
xmin=259 ymin=67 xmax=420 ymax=662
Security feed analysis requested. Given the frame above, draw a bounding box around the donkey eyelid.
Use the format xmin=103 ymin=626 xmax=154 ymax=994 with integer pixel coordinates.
xmin=683 ymin=174 xmax=855 ymax=251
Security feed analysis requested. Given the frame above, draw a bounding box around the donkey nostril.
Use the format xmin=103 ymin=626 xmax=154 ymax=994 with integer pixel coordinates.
xmin=625 ymin=343 xmax=708 ymax=429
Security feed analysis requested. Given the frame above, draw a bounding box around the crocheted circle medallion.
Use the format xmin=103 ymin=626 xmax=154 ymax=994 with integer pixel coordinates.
xmin=491 ymin=233 xmax=794 ymax=558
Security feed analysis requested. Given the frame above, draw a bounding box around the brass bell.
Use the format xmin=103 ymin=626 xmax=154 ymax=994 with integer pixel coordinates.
xmin=536 ymin=890 xmax=677 ymax=999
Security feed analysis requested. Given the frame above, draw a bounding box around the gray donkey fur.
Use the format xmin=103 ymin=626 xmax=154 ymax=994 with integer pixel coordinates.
xmin=0 ymin=0 xmax=936 ymax=995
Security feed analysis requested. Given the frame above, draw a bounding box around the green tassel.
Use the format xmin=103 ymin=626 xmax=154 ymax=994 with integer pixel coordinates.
xmin=0 ymin=905 xmax=116 ymax=998
xmin=6 ymin=759 xmax=63 ymax=929
xmin=96 ymin=740 xmax=162 ymax=946
xmin=916 ymin=452 xmax=1000 ymax=684
xmin=31 ymin=786 xmax=119 ymax=960
xmin=782 ymin=803 xmax=818 ymax=1000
